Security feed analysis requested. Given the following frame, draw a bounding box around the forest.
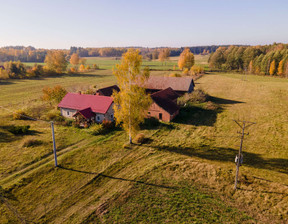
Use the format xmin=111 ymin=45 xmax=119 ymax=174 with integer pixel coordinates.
xmin=208 ymin=43 xmax=288 ymax=77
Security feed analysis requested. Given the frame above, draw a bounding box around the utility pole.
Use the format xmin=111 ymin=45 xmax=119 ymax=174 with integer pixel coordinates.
xmin=51 ymin=121 xmax=58 ymax=167
xmin=233 ymin=120 xmax=255 ymax=190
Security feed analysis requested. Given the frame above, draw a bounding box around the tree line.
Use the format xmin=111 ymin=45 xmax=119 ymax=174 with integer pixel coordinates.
xmin=208 ymin=43 xmax=288 ymax=77
xmin=0 ymin=46 xmax=48 ymax=62
xmin=0 ymin=51 xmax=98 ymax=79
xmin=0 ymin=45 xmax=237 ymax=63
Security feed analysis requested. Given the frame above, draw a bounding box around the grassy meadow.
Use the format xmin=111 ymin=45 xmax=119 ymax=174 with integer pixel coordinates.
xmin=1 ymin=56 xmax=288 ymax=223
xmin=22 ymin=55 xmax=209 ymax=71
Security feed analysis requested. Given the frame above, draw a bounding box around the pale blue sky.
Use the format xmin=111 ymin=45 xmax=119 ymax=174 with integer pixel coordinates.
xmin=0 ymin=0 xmax=287 ymax=49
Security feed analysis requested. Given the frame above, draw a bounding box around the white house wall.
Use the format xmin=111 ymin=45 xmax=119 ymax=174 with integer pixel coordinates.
xmin=61 ymin=108 xmax=77 ymax=118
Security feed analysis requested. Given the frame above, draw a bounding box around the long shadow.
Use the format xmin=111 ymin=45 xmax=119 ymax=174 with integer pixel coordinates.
xmin=208 ymin=96 xmax=244 ymax=105
xmin=0 ymin=125 xmax=42 ymax=136
xmin=141 ymin=117 xmax=175 ymax=130
xmin=58 ymin=166 xmax=177 ymax=190
xmin=174 ymin=106 xmax=222 ymax=126
xmin=149 ymin=144 xmax=288 ymax=175
xmin=0 ymin=186 xmax=18 ymax=201
xmin=0 ymin=81 xmax=15 ymax=85
xmin=0 ymin=131 xmax=17 ymax=143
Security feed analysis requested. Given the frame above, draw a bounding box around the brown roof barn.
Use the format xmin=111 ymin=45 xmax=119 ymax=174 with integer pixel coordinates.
xmin=143 ymin=76 xmax=195 ymax=95
xmin=96 ymin=85 xmax=120 ymax=96
xmin=148 ymin=87 xmax=180 ymax=122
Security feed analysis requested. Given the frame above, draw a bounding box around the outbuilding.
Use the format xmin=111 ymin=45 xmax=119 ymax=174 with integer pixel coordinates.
xmin=148 ymin=87 xmax=180 ymax=122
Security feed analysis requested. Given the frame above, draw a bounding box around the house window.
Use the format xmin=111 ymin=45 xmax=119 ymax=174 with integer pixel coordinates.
xmin=111 ymin=114 xmax=114 ymax=119
xmin=159 ymin=113 xmax=162 ymax=120
xmin=96 ymin=116 xmax=100 ymax=121
xmin=148 ymin=112 xmax=151 ymax=115
xmin=67 ymin=111 xmax=70 ymax=116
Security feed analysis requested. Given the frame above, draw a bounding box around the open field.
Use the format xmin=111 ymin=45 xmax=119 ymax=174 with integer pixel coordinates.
xmin=22 ymin=55 xmax=209 ymax=71
xmin=1 ymin=59 xmax=288 ymax=222
xmin=84 ymin=55 xmax=209 ymax=70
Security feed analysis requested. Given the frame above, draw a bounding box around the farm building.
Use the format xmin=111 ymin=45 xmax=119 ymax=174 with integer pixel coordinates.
xmin=148 ymin=87 xmax=180 ymax=122
xmin=96 ymin=85 xmax=120 ymax=96
xmin=142 ymin=76 xmax=195 ymax=95
xmin=58 ymin=93 xmax=114 ymax=125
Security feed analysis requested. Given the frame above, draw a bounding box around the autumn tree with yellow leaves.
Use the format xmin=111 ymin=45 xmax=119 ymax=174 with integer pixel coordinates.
xmin=158 ymin=48 xmax=170 ymax=65
xmin=269 ymin=60 xmax=276 ymax=76
xmin=277 ymin=60 xmax=284 ymax=76
xmin=70 ymin=53 xmax=80 ymax=67
xmin=113 ymin=49 xmax=151 ymax=144
xmin=178 ymin=48 xmax=195 ymax=70
xmin=44 ymin=51 xmax=68 ymax=73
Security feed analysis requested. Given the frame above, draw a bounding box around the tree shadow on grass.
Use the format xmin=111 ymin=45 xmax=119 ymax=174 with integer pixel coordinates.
xmin=0 ymin=131 xmax=17 ymax=143
xmin=58 ymin=165 xmax=177 ymax=190
xmin=0 ymin=125 xmax=42 ymax=136
xmin=174 ymin=106 xmax=221 ymax=126
xmin=174 ymin=95 xmax=244 ymax=126
xmin=141 ymin=118 xmax=175 ymax=130
xmin=0 ymin=81 xmax=15 ymax=85
xmin=149 ymin=144 xmax=288 ymax=175
xmin=208 ymin=96 xmax=244 ymax=105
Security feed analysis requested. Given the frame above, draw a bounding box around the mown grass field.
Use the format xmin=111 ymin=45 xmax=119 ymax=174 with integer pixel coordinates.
xmin=1 ymin=57 xmax=288 ymax=223
xmin=23 ymin=55 xmax=209 ymax=71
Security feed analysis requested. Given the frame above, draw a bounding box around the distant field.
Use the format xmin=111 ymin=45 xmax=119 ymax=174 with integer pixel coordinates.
xmin=1 ymin=56 xmax=288 ymax=222
xmin=22 ymin=54 xmax=209 ymax=71
xmin=84 ymin=55 xmax=209 ymax=70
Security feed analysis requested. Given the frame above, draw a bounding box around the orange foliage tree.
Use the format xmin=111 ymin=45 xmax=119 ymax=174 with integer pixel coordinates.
xmin=178 ymin=48 xmax=195 ymax=70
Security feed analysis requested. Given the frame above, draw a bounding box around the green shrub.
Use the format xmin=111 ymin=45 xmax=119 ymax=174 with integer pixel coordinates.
xmin=134 ymin=133 xmax=145 ymax=144
xmin=8 ymin=125 xmax=30 ymax=135
xmin=13 ymin=110 xmax=29 ymax=120
xmin=22 ymin=138 xmax=43 ymax=147
xmin=44 ymin=110 xmax=65 ymax=122
xmin=204 ymin=101 xmax=219 ymax=110
xmin=142 ymin=117 xmax=160 ymax=129
xmin=102 ymin=119 xmax=114 ymax=129
xmin=63 ymin=119 xmax=73 ymax=126
xmin=178 ymin=89 xmax=208 ymax=106
xmin=89 ymin=123 xmax=106 ymax=135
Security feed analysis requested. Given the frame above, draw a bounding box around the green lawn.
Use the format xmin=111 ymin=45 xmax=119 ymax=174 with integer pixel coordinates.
xmin=1 ymin=60 xmax=288 ymax=223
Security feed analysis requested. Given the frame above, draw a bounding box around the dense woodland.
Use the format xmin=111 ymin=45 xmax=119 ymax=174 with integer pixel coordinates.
xmin=209 ymin=43 xmax=288 ymax=77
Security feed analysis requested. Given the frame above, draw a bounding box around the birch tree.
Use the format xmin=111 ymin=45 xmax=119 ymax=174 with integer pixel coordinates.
xmin=113 ymin=49 xmax=151 ymax=144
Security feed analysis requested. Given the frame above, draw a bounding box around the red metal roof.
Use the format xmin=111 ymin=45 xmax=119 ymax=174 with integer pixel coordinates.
xmin=58 ymin=93 xmax=113 ymax=114
xmin=73 ymin=107 xmax=94 ymax=119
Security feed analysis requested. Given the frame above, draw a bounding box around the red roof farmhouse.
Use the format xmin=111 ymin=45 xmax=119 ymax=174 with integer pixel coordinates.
xmin=58 ymin=93 xmax=114 ymax=124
